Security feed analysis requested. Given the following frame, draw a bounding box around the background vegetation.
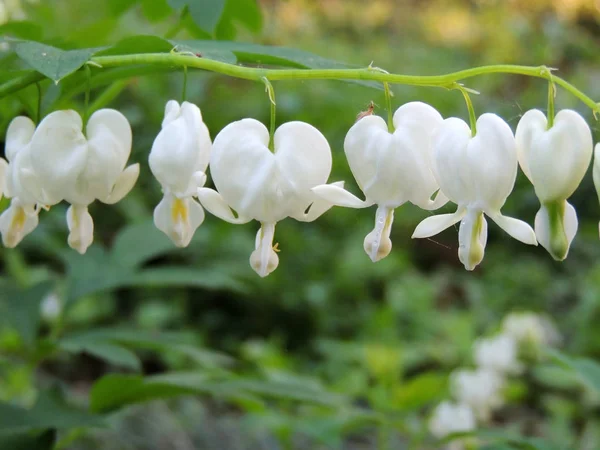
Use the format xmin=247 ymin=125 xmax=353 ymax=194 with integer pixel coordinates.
xmin=0 ymin=0 xmax=599 ymax=449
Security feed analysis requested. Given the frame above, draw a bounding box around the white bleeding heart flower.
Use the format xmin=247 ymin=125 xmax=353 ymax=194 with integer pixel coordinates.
xmin=428 ymin=401 xmax=476 ymax=448
xmin=26 ymin=109 xmax=139 ymax=254
xmin=412 ymin=114 xmax=537 ymax=270
xmin=451 ymin=368 xmax=505 ymax=422
xmin=593 ymin=143 xmax=600 ymax=238
xmin=473 ymin=334 xmax=521 ymax=375
xmin=149 ymin=101 xmax=211 ymax=247
xmin=198 ymin=118 xmax=342 ymax=277
xmin=312 ymin=102 xmax=447 ymax=262
xmin=0 ymin=116 xmax=41 ymax=247
xmin=516 ymin=109 xmax=592 ymax=260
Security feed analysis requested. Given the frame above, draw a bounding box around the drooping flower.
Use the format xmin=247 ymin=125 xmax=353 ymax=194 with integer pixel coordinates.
xmin=312 ymin=102 xmax=447 ymax=262
xmin=502 ymin=312 xmax=560 ymax=348
xmin=25 ymin=109 xmax=139 ymax=254
xmin=412 ymin=114 xmax=537 ymax=270
xmin=198 ymin=118 xmax=342 ymax=277
xmin=516 ymin=109 xmax=592 ymax=260
xmin=451 ymin=368 xmax=504 ymax=421
xmin=594 ymin=144 xmax=600 ymax=237
xmin=0 ymin=116 xmax=41 ymax=247
xmin=473 ymin=334 xmax=521 ymax=375
xmin=429 ymin=401 xmax=476 ymax=449
xmin=149 ymin=101 xmax=212 ymax=247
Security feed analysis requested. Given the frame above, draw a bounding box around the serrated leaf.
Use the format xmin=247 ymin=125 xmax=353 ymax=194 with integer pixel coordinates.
xmin=0 ymin=429 xmax=56 ymax=450
xmin=168 ymin=0 xmax=226 ymax=35
xmin=15 ymin=42 xmax=94 ymax=83
xmin=0 ymin=389 xmax=102 ymax=433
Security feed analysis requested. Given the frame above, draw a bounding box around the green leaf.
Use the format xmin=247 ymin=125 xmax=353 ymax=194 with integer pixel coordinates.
xmin=0 ymin=21 xmax=43 ymax=41
xmin=392 ymin=372 xmax=447 ymax=410
xmin=0 ymin=281 xmax=54 ymax=347
xmin=15 ymin=42 xmax=94 ymax=83
xmin=109 ymin=220 xmax=175 ymax=268
xmin=547 ymin=349 xmax=600 ymax=393
xmin=0 ymin=429 xmax=56 ymax=450
xmin=168 ymin=0 xmax=226 ymax=35
xmin=215 ymin=0 xmax=262 ymax=39
xmin=444 ymin=430 xmax=558 ymax=450
xmin=0 ymin=389 xmax=103 ymax=433
xmin=129 ymin=267 xmax=247 ymax=292
xmin=59 ymin=340 xmax=141 ymax=371
xmin=95 ymin=35 xmax=174 ymax=57
xmin=141 ymin=0 xmax=172 ymax=22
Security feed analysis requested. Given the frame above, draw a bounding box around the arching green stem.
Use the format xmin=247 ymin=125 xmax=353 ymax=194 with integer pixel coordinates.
xmin=383 ymin=82 xmax=394 ymax=132
xmin=262 ymin=77 xmax=276 ymax=152
xmin=459 ymin=87 xmax=477 ymax=136
xmin=547 ymin=75 xmax=556 ymax=129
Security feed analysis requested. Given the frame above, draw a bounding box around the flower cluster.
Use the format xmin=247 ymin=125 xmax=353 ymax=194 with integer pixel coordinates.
xmin=1 ymin=98 xmax=597 ymax=276
xmin=0 ymin=109 xmax=139 ymax=253
xmin=428 ymin=311 xmax=560 ymax=448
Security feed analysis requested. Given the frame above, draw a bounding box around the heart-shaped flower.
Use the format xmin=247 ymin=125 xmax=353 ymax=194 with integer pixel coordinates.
xmin=516 ymin=109 xmax=592 ymax=260
xmin=24 ymin=109 xmax=139 ymax=254
xmin=198 ymin=118 xmax=342 ymax=277
xmin=149 ymin=100 xmax=212 ymax=247
xmin=313 ymin=102 xmax=447 ymax=262
xmin=412 ymin=114 xmax=537 ymax=270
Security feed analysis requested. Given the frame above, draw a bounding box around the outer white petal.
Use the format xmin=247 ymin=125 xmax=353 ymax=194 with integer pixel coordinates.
xmin=78 ymin=109 xmax=133 ymax=203
xmin=458 ymin=209 xmax=488 ymax=271
xmin=292 ymin=181 xmax=345 ymax=222
xmin=469 ymin=114 xmax=517 ymax=211
xmin=29 ymin=110 xmax=87 ymax=204
xmin=153 ymin=194 xmax=205 ymax=247
xmin=149 ymin=101 xmax=212 ymax=195
xmin=311 ymin=183 xmax=371 ymax=209
xmin=250 ymin=222 xmax=279 ymax=277
xmin=534 ymin=200 xmax=577 ymax=261
xmin=0 ymin=158 xmax=7 ymax=199
xmin=486 ymin=211 xmax=537 ymax=245
xmin=101 ymin=164 xmax=140 ymax=204
xmin=67 ymin=204 xmax=94 ymax=254
xmin=5 ymin=116 xmax=35 ymax=162
xmin=411 ymin=208 xmax=466 ymax=239
xmin=0 ymin=200 xmax=39 ymax=247
xmin=429 ymin=401 xmax=476 ymax=439
xmin=432 ymin=118 xmax=473 ymax=204
xmin=516 ymin=109 xmax=593 ymax=202
xmin=196 ymin=187 xmax=251 ymax=224
xmin=594 ymin=143 xmax=600 ymax=238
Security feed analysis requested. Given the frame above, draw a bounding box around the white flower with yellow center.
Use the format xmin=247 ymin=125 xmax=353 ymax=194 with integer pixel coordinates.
xmin=516 ymin=109 xmax=592 ymax=260
xmin=149 ymin=101 xmax=212 ymax=247
xmin=313 ymin=102 xmax=447 ymax=262
xmin=198 ymin=118 xmax=342 ymax=277
xmin=412 ymin=114 xmax=537 ymax=270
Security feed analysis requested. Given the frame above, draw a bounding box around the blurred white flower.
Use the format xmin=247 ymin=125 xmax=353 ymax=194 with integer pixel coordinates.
xmin=593 ymin=143 xmax=600 ymax=238
xmin=474 ymin=334 xmax=521 ymax=374
xmin=412 ymin=113 xmax=537 ymax=270
xmin=451 ymin=368 xmax=504 ymax=421
xmin=502 ymin=312 xmax=560 ymax=347
xmin=516 ymin=109 xmax=592 ymax=260
xmin=149 ymin=100 xmax=211 ymax=247
xmin=40 ymin=292 xmax=62 ymax=322
xmin=429 ymin=401 xmax=476 ymax=450
xmin=198 ymin=119 xmax=342 ymax=277
xmin=312 ymin=102 xmax=447 ymax=262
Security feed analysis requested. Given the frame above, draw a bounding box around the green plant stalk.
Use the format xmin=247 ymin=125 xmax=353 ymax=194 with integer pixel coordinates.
xmin=262 ymin=76 xmax=276 ymax=151
xmin=383 ymin=82 xmax=394 ymax=132
xmin=0 ymin=54 xmax=598 ymax=115
xmin=460 ymin=88 xmax=477 ymax=136
xmin=547 ymin=77 xmax=556 ymax=128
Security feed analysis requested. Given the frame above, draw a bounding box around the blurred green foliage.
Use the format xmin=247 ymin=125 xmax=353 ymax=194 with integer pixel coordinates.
xmin=1 ymin=0 xmax=600 ymax=449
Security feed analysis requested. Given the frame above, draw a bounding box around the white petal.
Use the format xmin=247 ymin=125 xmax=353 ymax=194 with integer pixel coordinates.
xmin=363 ymin=206 xmax=394 ymax=262
xmin=153 ymin=194 xmax=205 ymax=247
xmin=516 ymin=109 xmax=592 ymax=201
xmin=29 ymin=110 xmax=87 ymax=202
xmin=534 ymin=200 xmax=577 ymax=261
xmin=249 ymin=222 xmax=279 ymax=277
xmin=0 ymin=200 xmax=39 ymax=247
xmin=101 ymin=164 xmax=140 ymax=204
xmin=67 ymin=204 xmax=94 ymax=254
xmin=458 ymin=209 xmax=488 ymax=271
xmin=595 ymin=143 xmax=600 ymax=238
xmin=196 ymin=187 xmax=251 ymax=224
xmin=487 ymin=211 xmax=537 ymax=245
xmin=5 ymin=116 xmax=35 ymax=162
xmin=149 ymin=101 xmax=212 ymax=195
xmin=0 ymin=158 xmax=8 ymax=199
xmin=413 ymin=189 xmax=448 ymax=211
xmin=411 ymin=208 xmax=466 ymax=239
xmin=310 ymin=183 xmax=371 ymax=208
xmin=293 ymin=181 xmax=346 ymax=222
